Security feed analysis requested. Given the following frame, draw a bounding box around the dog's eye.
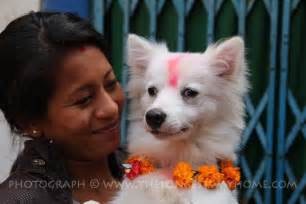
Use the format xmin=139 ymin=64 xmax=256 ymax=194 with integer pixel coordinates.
xmin=182 ymin=88 xmax=198 ymax=98
xmin=148 ymin=86 xmax=158 ymax=97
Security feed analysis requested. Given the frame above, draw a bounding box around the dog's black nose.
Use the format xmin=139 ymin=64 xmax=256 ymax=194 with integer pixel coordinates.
xmin=145 ymin=109 xmax=167 ymax=130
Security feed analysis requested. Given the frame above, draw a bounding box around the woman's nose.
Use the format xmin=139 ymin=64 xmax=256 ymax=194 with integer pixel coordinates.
xmin=94 ymin=90 xmax=119 ymax=120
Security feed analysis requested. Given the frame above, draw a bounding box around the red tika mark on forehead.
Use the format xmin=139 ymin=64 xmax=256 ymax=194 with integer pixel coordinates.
xmin=167 ymin=55 xmax=183 ymax=87
xmin=79 ymin=46 xmax=86 ymax=52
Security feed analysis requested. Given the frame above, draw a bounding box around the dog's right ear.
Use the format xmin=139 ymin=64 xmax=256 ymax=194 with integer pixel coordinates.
xmin=127 ymin=34 xmax=153 ymax=72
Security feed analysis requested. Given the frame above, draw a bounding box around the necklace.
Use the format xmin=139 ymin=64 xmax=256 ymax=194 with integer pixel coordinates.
xmin=122 ymin=155 xmax=240 ymax=190
xmin=122 ymin=156 xmax=240 ymax=190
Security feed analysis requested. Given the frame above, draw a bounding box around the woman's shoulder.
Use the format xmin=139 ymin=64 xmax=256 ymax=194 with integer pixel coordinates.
xmin=0 ymin=171 xmax=59 ymax=204
xmin=0 ymin=139 xmax=73 ymax=203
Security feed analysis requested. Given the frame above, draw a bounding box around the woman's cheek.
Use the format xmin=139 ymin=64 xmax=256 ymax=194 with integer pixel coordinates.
xmin=59 ymin=109 xmax=91 ymax=136
xmin=113 ymin=85 xmax=125 ymax=113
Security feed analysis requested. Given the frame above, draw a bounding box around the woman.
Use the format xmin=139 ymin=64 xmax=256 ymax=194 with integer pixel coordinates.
xmin=0 ymin=11 xmax=125 ymax=204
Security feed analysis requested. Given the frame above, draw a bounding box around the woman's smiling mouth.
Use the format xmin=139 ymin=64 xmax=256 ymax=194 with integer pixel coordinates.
xmin=92 ymin=121 xmax=119 ymax=135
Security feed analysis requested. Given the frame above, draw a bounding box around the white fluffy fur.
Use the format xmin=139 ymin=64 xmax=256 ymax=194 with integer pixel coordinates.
xmin=110 ymin=34 xmax=249 ymax=204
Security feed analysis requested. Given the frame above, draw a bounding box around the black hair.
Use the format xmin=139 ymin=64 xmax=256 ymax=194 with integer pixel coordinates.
xmin=0 ymin=11 xmax=108 ymax=133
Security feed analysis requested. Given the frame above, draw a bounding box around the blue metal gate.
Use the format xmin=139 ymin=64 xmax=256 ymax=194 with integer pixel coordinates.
xmin=276 ymin=1 xmax=305 ymax=204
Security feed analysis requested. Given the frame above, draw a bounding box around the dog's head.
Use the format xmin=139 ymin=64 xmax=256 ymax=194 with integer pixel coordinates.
xmin=127 ymin=34 xmax=248 ymax=142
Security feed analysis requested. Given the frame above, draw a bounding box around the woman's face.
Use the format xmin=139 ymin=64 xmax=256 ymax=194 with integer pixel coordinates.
xmin=38 ymin=46 xmax=124 ymax=161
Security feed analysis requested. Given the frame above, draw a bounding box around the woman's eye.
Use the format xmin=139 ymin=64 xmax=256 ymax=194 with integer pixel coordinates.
xmin=75 ymin=95 xmax=93 ymax=106
xmin=148 ymin=86 xmax=158 ymax=97
xmin=105 ymin=80 xmax=117 ymax=91
xmin=181 ymin=88 xmax=199 ymax=98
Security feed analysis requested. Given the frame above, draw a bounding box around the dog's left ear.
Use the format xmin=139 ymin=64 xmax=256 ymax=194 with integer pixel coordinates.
xmin=127 ymin=34 xmax=154 ymax=72
xmin=210 ymin=37 xmax=245 ymax=78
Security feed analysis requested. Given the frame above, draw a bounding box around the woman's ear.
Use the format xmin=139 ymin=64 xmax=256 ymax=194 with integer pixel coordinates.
xmin=19 ymin=121 xmax=43 ymax=138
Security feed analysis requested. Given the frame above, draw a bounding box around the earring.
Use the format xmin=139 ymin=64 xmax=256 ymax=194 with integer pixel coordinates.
xmin=31 ymin=129 xmax=42 ymax=137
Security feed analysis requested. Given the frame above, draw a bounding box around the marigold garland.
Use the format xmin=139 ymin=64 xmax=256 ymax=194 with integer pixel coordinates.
xmin=124 ymin=156 xmax=155 ymax=180
xmin=196 ymin=165 xmax=224 ymax=189
xmin=220 ymin=160 xmax=240 ymax=190
xmin=123 ymin=156 xmax=240 ymax=190
xmin=172 ymin=162 xmax=194 ymax=188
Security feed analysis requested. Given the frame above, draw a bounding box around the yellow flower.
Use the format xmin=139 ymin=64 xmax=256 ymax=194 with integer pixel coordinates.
xmin=173 ymin=162 xmax=194 ymax=188
xmin=196 ymin=165 xmax=224 ymax=189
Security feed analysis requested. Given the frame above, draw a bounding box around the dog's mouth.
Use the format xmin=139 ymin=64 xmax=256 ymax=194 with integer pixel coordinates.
xmin=149 ymin=127 xmax=190 ymax=139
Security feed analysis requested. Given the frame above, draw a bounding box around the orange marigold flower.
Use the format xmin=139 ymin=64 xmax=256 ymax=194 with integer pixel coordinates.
xmin=196 ymin=165 xmax=224 ymax=189
xmin=173 ymin=162 xmax=194 ymax=188
xmin=124 ymin=156 xmax=155 ymax=179
xmin=125 ymin=156 xmax=142 ymax=164
xmin=125 ymin=160 xmax=141 ymax=180
xmin=220 ymin=160 xmax=233 ymax=169
xmin=140 ymin=158 xmax=155 ymax=174
xmin=221 ymin=161 xmax=240 ymax=190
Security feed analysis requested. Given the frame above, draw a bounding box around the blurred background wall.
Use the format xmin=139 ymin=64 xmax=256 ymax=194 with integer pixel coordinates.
xmin=0 ymin=0 xmax=40 ymax=182
xmin=0 ymin=0 xmax=40 ymax=32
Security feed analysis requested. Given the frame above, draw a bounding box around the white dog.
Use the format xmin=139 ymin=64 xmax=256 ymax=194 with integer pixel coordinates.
xmin=110 ymin=34 xmax=248 ymax=204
